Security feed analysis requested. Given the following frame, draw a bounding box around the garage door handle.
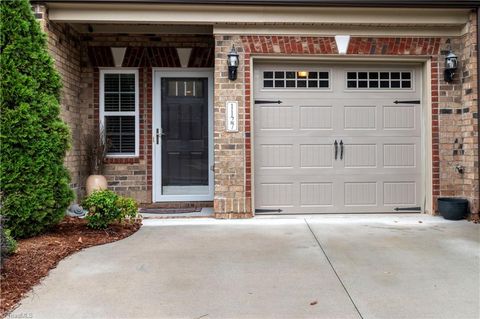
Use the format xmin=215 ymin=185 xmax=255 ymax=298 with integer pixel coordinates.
xmin=340 ymin=140 xmax=344 ymax=160
xmin=334 ymin=140 xmax=338 ymax=160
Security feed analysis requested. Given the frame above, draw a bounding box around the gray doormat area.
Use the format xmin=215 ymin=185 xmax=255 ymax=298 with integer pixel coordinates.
xmin=139 ymin=208 xmax=202 ymax=214
xmin=139 ymin=207 xmax=214 ymax=219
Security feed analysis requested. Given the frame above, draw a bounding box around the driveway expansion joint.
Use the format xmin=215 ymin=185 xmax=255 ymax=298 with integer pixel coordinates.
xmin=304 ymin=218 xmax=364 ymax=319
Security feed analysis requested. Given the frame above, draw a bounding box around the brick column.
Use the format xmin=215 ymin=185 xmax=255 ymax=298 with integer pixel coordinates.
xmin=438 ymin=11 xmax=478 ymax=218
xmin=213 ymin=35 xmax=253 ymax=218
xmin=460 ymin=11 xmax=479 ymax=217
xmin=32 ymin=4 xmax=87 ymax=201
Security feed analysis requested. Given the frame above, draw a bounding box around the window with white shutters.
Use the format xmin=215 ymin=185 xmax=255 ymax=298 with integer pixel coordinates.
xmin=100 ymin=70 xmax=139 ymax=156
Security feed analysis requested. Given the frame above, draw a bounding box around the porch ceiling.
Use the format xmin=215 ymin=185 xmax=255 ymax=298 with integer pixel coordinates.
xmin=70 ymin=24 xmax=213 ymax=35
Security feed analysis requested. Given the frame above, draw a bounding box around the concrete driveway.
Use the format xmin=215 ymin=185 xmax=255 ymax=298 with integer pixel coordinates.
xmin=10 ymin=214 xmax=480 ymax=319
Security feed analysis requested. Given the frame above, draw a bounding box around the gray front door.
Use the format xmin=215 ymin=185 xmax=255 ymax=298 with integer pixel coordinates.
xmin=254 ymin=63 xmax=423 ymax=214
xmin=153 ymin=71 xmax=214 ymax=202
xmin=161 ymin=78 xmax=209 ymax=189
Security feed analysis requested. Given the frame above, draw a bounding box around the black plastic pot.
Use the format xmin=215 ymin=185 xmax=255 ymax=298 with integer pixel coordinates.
xmin=437 ymin=197 xmax=469 ymax=220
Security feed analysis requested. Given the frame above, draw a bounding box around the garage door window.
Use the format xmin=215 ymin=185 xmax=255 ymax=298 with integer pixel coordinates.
xmin=346 ymin=71 xmax=412 ymax=89
xmin=263 ymin=71 xmax=329 ymax=89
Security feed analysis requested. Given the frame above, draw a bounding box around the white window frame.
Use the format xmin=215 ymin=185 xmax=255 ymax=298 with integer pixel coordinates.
xmin=99 ymin=68 xmax=139 ymax=157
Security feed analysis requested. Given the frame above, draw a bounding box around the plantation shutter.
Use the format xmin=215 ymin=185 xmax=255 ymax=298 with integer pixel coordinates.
xmin=102 ymin=72 xmax=138 ymax=155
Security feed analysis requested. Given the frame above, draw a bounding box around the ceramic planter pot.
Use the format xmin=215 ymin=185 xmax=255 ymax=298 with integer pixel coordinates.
xmin=437 ymin=197 xmax=469 ymax=220
xmin=86 ymin=175 xmax=108 ymax=195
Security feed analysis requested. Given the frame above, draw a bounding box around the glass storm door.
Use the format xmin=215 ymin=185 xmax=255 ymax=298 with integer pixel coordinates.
xmin=155 ymin=75 xmax=212 ymax=200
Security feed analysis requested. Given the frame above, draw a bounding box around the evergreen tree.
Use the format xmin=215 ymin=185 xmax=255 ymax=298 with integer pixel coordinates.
xmin=0 ymin=0 xmax=74 ymax=238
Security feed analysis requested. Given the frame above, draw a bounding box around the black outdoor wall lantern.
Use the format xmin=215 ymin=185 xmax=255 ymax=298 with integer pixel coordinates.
xmin=227 ymin=45 xmax=239 ymax=81
xmin=444 ymin=51 xmax=458 ymax=82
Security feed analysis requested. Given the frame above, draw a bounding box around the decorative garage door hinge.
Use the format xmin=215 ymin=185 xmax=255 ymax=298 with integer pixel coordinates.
xmin=393 ymin=100 xmax=421 ymax=104
xmin=254 ymin=100 xmax=283 ymax=104
xmin=394 ymin=207 xmax=421 ymax=211
xmin=255 ymin=208 xmax=283 ymax=213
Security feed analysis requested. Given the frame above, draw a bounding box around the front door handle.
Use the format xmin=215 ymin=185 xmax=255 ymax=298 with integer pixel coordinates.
xmin=155 ymin=128 xmax=167 ymax=144
xmin=334 ymin=140 xmax=338 ymax=160
xmin=340 ymin=140 xmax=344 ymax=160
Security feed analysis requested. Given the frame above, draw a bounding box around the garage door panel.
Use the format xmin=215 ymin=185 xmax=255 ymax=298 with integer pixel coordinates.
xmin=256 ymin=137 xmax=334 ymax=144
xmin=254 ymin=63 xmax=423 ymax=214
xmin=383 ymin=143 xmax=416 ymax=168
xmin=300 ymin=144 xmax=334 ymax=168
xmin=343 ymin=144 xmax=377 ymax=168
xmin=258 ymin=105 xmax=294 ymax=130
xmin=258 ymin=144 xmax=294 ymax=168
xmin=300 ymin=182 xmax=334 ymax=207
xmin=257 ymin=182 xmax=295 ymax=208
xmin=383 ymin=182 xmax=417 ymax=206
xmin=344 ymin=182 xmax=378 ymax=206
xmin=300 ymin=105 xmax=333 ymax=130
xmin=344 ymin=106 xmax=377 ymax=130
xmin=383 ymin=105 xmax=417 ymax=130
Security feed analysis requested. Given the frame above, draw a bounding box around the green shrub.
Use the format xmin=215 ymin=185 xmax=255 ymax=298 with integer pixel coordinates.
xmin=82 ymin=190 xmax=139 ymax=229
xmin=2 ymin=229 xmax=17 ymax=254
xmin=83 ymin=190 xmax=120 ymax=229
xmin=1 ymin=217 xmax=17 ymax=266
xmin=116 ymin=197 xmax=139 ymax=222
xmin=0 ymin=0 xmax=74 ymax=238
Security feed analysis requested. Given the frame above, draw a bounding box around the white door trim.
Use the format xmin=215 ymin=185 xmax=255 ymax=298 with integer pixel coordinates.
xmin=152 ymin=68 xmax=214 ymax=202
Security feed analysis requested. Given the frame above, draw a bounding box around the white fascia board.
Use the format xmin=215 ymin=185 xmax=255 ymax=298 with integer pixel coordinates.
xmin=47 ymin=3 xmax=469 ymax=27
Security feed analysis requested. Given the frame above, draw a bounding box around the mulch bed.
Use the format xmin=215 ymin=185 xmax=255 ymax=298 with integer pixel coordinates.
xmin=0 ymin=217 xmax=141 ymax=317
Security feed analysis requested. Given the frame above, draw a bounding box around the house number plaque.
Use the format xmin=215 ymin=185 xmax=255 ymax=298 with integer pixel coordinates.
xmin=226 ymin=101 xmax=238 ymax=132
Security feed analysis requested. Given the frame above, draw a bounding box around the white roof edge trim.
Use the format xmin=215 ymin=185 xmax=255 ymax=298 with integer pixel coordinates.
xmin=47 ymin=3 xmax=470 ymax=26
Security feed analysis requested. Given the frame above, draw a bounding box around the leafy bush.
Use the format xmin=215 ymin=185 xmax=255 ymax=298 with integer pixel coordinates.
xmin=82 ymin=190 xmax=139 ymax=229
xmin=83 ymin=190 xmax=120 ymax=229
xmin=0 ymin=0 xmax=74 ymax=238
xmin=1 ymin=217 xmax=17 ymax=266
xmin=116 ymin=197 xmax=139 ymax=222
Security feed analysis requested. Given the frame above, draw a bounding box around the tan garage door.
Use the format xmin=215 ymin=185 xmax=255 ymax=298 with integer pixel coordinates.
xmin=253 ymin=63 xmax=423 ymax=214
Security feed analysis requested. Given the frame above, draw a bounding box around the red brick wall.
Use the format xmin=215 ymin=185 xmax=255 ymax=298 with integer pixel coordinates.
xmin=34 ymin=7 xmax=87 ymax=199
xmin=236 ymin=35 xmax=477 ymax=216
xmin=347 ymin=37 xmax=441 ymax=55
xmin=242 ymin=36 xmax=338 ymax=54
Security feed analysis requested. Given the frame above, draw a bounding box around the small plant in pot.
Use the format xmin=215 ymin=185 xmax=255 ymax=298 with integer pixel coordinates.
xmin=85 ymin=126 xmax=109 ymax=195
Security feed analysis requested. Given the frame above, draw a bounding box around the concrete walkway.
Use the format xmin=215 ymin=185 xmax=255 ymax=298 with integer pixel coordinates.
xmin=10 ymin=214 xmax=480 ymax=319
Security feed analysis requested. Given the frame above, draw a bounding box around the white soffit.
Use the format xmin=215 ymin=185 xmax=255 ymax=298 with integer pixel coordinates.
xmin=71 ymin=24 xmax=213 ymax=34
xmin=111 ymin=47 xmax=126 ymax=67
xmin=213 ymin=24 xmax=465 ymax=37
xmin=176 ymin=48 xmax=192 ymax=68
